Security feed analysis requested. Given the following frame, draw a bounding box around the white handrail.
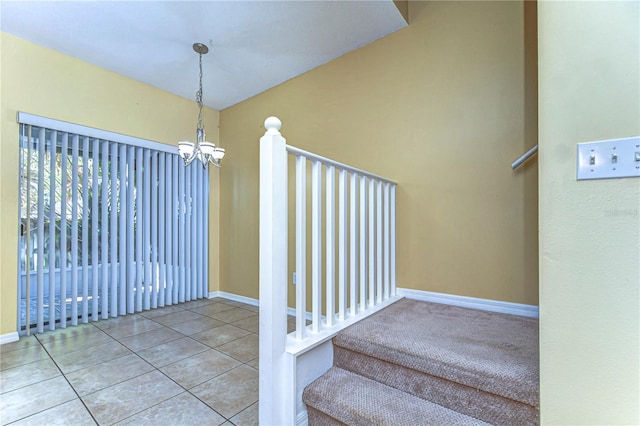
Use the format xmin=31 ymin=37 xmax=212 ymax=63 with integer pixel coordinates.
xmin=511 ymin=145 xmax=538 ymax=169
xmin=286 ymin=145 xmax=397 ymax=184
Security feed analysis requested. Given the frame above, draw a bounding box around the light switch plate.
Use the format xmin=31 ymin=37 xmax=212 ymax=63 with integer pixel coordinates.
xmin=577 ymin=136 xmax=640 ymax=180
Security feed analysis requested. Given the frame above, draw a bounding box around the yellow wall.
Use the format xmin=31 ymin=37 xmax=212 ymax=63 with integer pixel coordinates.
xmin=0 ymin=32 xmax=220 ymax=335
xmin=538 ymin=1 xmax=639 ymax=424
xmin=219 ymin=1 xmax=538 ymax=305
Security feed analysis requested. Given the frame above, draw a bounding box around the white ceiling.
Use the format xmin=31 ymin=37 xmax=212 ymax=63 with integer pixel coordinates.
xmin=1 ymin=1 xmax=407 ymax=110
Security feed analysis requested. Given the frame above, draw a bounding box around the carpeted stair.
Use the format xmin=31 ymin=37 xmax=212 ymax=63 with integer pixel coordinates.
xmin=303 ymin=298 xmax=539 ymax=425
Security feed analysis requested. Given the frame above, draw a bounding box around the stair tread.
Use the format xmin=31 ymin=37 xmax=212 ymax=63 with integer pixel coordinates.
xmin=303 ymin=366 xmax=490 ymax=426
xmin=333 ymin=345 xmax=539 ymax=425
xmin=333 ymin=298 xmax=539 ymax=407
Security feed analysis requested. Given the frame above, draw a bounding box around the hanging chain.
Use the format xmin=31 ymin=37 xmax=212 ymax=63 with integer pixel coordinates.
xmin=196 ymin=52 xmax=204 ymax=131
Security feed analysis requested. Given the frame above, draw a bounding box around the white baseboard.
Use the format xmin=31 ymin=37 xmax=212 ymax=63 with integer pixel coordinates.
xmin=208 ymin=291 xmax=314 ymax=320
xmin=397 ymin=288 xmax=539 ymax=318
xmin=207 ymin=289 xmax=538 ymax=318
xmin=208 ymin=291 xmax=259 ymax=307
xmin=0 ymin=332 xmax=20 ymax=345
xmin=296 ymin=410 xmax=308 ymax=426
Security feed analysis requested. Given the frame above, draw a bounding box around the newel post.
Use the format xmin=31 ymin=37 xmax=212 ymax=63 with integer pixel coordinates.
xmin=259 ymin=117 xmax=293 ymax=425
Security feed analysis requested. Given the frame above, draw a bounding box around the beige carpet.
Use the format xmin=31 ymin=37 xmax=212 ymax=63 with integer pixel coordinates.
xmin=303 ymin=298 xmax=539 ymax=425
xmin=305 ymin=367 xmax=490 ymax=426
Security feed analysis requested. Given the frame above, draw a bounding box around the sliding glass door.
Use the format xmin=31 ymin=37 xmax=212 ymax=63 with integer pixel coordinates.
xmin=17 ymin=114 xmax=209 ymax=334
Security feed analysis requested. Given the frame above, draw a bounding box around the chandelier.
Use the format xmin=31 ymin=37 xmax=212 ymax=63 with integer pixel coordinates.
xmin=178 ymin=43 xmax=225 ymax=168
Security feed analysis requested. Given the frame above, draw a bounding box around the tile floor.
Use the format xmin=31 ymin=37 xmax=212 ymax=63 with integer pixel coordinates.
xmin=0 ymin=297 xmax=289 ymax=425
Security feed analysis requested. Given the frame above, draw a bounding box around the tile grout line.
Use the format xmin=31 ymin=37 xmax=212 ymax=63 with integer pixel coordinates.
xmin=7 ymin=298 xmax=258 ymax=425
xmin=33 ymin=324 xmax=102 ymax=426
xmin=183 ymin=301 xmax=259 ymax=423
xmin=181 ymin=364 xmax=255 ymax=425
xmin=133 ymin=303 xmax=257 ymax=425
xmin=30 ymin=316 xmax=180 ymax=425
xmin=153 ymin=364 xmax=233 ymax=424
xmin=73 ymin=317 xmax=192 ymax=425
xmin=114 ymin=299 xmax=257 ymax=424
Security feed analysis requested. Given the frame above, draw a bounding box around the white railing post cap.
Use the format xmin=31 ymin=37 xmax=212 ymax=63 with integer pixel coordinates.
xmin=264 ymin=116 xmax=282 ymax=135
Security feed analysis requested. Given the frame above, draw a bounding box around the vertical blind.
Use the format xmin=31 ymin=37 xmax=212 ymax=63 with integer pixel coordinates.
xmin=17 ymin=113 xmax=209 ymax=334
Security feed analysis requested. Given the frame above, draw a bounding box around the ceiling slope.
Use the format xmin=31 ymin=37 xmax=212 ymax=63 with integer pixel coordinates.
xmin=1 ymin=1 xmax=407 ymax=109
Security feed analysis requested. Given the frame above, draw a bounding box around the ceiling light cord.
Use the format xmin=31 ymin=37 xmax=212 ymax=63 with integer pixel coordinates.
xmin=196 ymin=51 xmax=205 ymax=132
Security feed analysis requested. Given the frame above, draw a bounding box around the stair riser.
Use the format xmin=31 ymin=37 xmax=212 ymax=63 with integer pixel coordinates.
xmin=334 ymin=346 xmax=539 ymax=426
xmin=307 ymin=407 xmax=347 ymax=426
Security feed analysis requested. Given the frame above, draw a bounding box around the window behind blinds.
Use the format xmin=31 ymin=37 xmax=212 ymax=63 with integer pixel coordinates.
xmin=17 ymin=113 xmax=209 ymax=334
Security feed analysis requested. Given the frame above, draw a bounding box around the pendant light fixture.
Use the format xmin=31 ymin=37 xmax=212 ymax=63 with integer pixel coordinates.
xmin=178 ymin=42 xmax=225 ymax=168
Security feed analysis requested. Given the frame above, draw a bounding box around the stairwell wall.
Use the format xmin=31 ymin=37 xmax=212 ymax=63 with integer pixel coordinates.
xmin=219 ymin=1 xmax=539 ymax=306
xmin=538 ymin=2 xmax=639 ymax=423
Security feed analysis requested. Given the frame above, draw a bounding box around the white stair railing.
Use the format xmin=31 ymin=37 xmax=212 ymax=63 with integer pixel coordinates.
xmin=259 ymin=117 xmax=400 ymax=425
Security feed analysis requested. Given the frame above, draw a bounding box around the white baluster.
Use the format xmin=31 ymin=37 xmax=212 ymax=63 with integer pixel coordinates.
xmin=384 ymin=182 xmax=390 ymax=300
xmin=295 ymin=155 xmax=307 ymax=340
xmin=349 ymin=173 xmax=359 ymax=316
xmin=325 ymin=165 xmax=335 ymax=327
xmin=359 ymin=175 xmax=367 ymax=310
xmin=376 ymin=180 xmax=383 ymax=304
xmin=391 ymin=184 xmax=397 ymax=295
xmin=338 ymin=169 xmax=348 ymax=321
xmin=311 ymin=160 xmax=322 ymax=333
xmin=368 ymin=178 xmax=375 ymax=308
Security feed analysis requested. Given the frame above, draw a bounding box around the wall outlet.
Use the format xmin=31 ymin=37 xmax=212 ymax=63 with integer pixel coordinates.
xmin=577 ymin=136 xmax=640 ymax=180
